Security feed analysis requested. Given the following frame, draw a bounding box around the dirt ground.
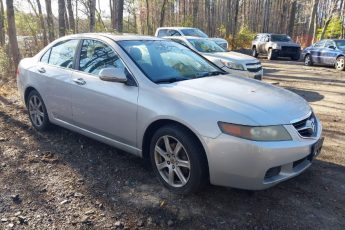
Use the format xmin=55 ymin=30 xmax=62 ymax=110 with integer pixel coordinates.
xmin=0 ymin=59 xmax=344 ymax=230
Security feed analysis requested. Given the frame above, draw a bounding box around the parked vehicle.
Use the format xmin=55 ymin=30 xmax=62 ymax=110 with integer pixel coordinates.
xmin=252 ymin=33 xmax=301 ymax=60
xmin=155 ymin=27 xmax=228 ymax=49
xmin=17 ymin=34 xmax=323 ymax=194
xmin=165 ymin=36 xmax=263 ymax=80
xmin=302 ymin=39 xmax=345 ymax=71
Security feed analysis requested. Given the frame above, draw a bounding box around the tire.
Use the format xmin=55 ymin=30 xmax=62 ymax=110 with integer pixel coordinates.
xmin=335 ymin=56 xmax=345 ymax=71
xmin=149 ymin=124 xmax=208 ymax=194
xmin=304 ymin=54 xmax=313 ymax=66
xmin=291 ymin=53 xmax=300 ymax=61
xmin=27 ymin=90 xmax=50 ymax=131
xmin=252 ymin=47 xmax=259 ymax=58
xmin=267 ymin=48 xmax=275 ymax=60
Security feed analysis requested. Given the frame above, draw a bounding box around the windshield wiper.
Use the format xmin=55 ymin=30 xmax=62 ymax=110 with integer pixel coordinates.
xmin=154 ymin=77 xmax=188 ymax=84
xmin=196 ymin=71 xmax=225 ymax=78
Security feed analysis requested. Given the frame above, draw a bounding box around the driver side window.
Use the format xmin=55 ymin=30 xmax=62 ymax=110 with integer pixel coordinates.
xmin=79 ymin=39 xmax=124 ymax=75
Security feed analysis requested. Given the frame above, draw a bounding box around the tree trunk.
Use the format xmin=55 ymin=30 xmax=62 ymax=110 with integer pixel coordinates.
xmin=45 ymin=0 xmax=55 ymax=41
xmin=6 ymin=0 xmax=21 ymax=69
xmin=66 ymin=0 xmax=75 ymax=33
xmin=0 ymin=0 xmax=5 ymax=46
xmin=89 ymin=0 xmax=96 ymax=32
xmin=58 ymin=0 xmax=66 ymax=36
xmin=192 ymin=0 xmax=198 ymax=27
xmin=159 ymin=0 xmax=168 ymax=27
xmin=33 ymin=0 xmax=47 ymax=46
xmin=307 ymin=0 xmax=319 ymax=45
xmin=145 ymin=0 xmax=152 ymax=34
xmin=115 ymin=0 xmax=124 ymax=32
xmin=287 ymin=0 xmax=297 ymax=36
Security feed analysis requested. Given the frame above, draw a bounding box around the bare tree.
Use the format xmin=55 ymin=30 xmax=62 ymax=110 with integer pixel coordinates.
xmin=89 ymin=0 xmax=96 ymax=32
xmin=5 ymin=0 xmax=20 ymax=69
xmin=58 ymin=0 xmax=66 ymax=36
xmin=0 ymin=0 xmax=5 ymax=46
xmin=36 ymin=0 xmax=48 ymax=46
xmin=320 ymin=0 xmax=339 ymax=39
xmin=45 ymin=0 xmax=55 ymax=41
xmin=66 ymin=0 xmax=75 ymax=33
xmin=287 ymin=0 xmax=297 ymax=36
xmin=116 ymin=0 xmax=124 ymax=32
xmin=307 ymin=0 xmax=319 ymax=45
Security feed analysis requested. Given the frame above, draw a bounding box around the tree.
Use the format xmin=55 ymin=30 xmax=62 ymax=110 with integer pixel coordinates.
xmin=36 ymin=0 xmax=48 ymax=46
xmin=5 ymin=0 xmax=21 ymax=69
xmin=287 ymin=0 xmax=297 ymax=36
xmin=307 ymin=0 xmax=319 ymax=45
xmin=89 ymin=0 xmax=96 ymax=32
xmin=115 ymin=0 xmax=124 ymax=32
xmin=0 ymin=0 xmax=5 ymax=46
xmin=66 ymin=0 xmax=75 ymax=33
xmin=58 ymin=0 xmax=66 ymax=36
xmin=45 ymin=0 xmax=55 ymax=41
xmin=320 ymin=1 xmax=338 ymax=40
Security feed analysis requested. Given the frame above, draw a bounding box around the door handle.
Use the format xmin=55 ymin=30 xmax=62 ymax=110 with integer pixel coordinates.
xmin=38 ymin=67 xmax=46 ymax=73
xmin=73 ymin=78 xmax=86 ymax=85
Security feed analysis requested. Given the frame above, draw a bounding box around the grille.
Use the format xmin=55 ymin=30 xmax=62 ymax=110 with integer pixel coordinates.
xmin=247 ymin=66 xmax=262 ymax=72
xmin=281 ymin=46 xmax=300 ymax=53
xmin=292 ymin=113 xmax=317 ymax=138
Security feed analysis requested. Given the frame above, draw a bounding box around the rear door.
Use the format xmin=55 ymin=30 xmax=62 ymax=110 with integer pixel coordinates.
xmin=70 ymin=38 xmax=139 ymax=147
xmin=310 ymin=40 xmax=325 ymax=64
xmin=36 ymin=39 xmax=79 ymax=123
xmin=321 ymin=40 xmax=337 ymax=65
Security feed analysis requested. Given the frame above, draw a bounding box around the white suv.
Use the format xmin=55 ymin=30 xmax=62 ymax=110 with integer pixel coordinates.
xmin=155 ymin=27 xmax=228 ymax=50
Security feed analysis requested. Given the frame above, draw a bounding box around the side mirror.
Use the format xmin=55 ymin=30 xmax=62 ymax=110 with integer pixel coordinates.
xmin=328 ymin=45 xmax=336 ymax=50
xmin=99 ymin=67 xmax=127 ymax=83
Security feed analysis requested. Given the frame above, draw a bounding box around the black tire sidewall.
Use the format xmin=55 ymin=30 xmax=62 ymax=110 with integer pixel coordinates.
xmin=267 ymin=49 xmax=274 ymax=60
xmin=27 ymin=90 xmax=50 ymax=131
xmin=149 ymin=125 xmax=208 ymax=194
xmin=252 ymin=47 xmax=258 ymax=57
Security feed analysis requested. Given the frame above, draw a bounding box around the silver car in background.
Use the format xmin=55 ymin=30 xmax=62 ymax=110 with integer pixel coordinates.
xmin=17 ymin=33 xmax=323 ymax=194
xmin=165 ymin=36 xmax=263 ymax=80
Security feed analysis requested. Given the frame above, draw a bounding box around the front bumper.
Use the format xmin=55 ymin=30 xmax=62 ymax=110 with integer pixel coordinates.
xmin=223 ymin=68 xmax=263 ymax=80
xmin=201 ymin=119 xmax=322 ymax=190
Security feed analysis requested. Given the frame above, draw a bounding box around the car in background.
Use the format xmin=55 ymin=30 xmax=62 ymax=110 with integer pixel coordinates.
xmin=155 ymin=27 xmax=228 ymax=50
xmin=302 ymin=39 xmax=345 ymax=71
xmin=252 ymin=33 xmax=301 ymax=60
xmin=165 ymin=36 xmax=263 ymax=80
xmin=17 ymin=34 xmax=323 ymax=194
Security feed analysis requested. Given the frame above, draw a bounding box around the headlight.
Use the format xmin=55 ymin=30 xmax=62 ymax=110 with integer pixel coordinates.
xmin=218 ymin=122 xmax=292 ymax=141
xmin=220 ymin=60 xmax=244 ymax=71
xmin=273 ymin=44 xmax=281 ymax=49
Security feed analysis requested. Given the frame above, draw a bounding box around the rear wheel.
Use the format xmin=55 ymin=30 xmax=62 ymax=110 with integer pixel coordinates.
xmin=304 ymin=54 xmax=313 ymax=66
xmin=252 ymin=47 xmax=258 ymax=58
xmin=335 ymin=56 xmax=345 ymax=71
xmin=27 ymin=90 xmax=50 ymax=131
xmin=149 ymin=125 xmax=208 ymax=194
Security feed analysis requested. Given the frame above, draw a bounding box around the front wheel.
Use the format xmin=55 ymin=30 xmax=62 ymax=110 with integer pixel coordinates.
xmin=150 ymin=125 xmax=208 ymax=194
xmin=27 ymin=90 xmax=50 ymax=131
xmin=267 ymin=48 xmax=275 ymax=60
xmin=252 ymin=47 xmax=259 ymax=58
xmin=291 ymin=53 xmax=300 ymax=61
xmin=304 ymin=54 xmax=313 ymax=66
xmin=335 ymin=56 xmax=345 ymax=71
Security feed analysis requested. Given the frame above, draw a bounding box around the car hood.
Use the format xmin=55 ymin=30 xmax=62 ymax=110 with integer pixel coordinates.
xmin=203 ymin=51 xmax=259 ymax=63
xmin=168 ymin=75 xmax=310 ymax=126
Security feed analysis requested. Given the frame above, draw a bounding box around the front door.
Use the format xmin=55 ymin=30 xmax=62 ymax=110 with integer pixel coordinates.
xmin=70 ymin=39 xmax=139 ymax=147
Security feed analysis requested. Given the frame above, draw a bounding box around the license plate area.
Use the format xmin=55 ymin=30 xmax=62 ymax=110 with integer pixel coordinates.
xmin=308 ymin=137 xmax=324 ymax=161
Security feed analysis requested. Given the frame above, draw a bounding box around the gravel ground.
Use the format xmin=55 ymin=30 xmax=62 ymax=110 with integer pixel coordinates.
xmin=0 ymin=60 xmax=344 ymax=230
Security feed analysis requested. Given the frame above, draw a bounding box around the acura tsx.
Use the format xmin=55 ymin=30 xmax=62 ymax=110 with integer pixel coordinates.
xmin=17 ymin=33 xmax=324 ymax=194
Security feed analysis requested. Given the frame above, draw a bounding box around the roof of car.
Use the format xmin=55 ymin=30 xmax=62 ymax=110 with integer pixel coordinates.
xmin=157 ymin=27 xmax=197 ymax=30
xmin=163 ymin=36 xmax=206 ymax=40
xmin=256 ymin=33 xmax=289 ymax=36
xmin=60 ymin=33 xmax=163 ymax=41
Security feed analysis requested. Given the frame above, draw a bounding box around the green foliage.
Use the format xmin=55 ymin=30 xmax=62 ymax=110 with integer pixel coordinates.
xmin=316 ymin=17 xmax=343 ymax=39
xmin=230 ymin=26 xmax=256 ymax=49
xmin=0 ymin=46 xmax=12 ymax=80
xmin=15 ymin=12 xmax=40 ymax=36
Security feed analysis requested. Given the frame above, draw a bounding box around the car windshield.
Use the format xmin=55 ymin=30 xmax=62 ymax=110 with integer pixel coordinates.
xmin=271 ymin=35 xmax=291 ymax=42
xmin=180 ymin=29 xmax=208 ymax=38
xmin=188 ymin=39 xmax=226 ymax=53
xmin=118 ymin=40 xmax=222 ymax=83
xmin=335 ymin=40 xmax=345 ymax=50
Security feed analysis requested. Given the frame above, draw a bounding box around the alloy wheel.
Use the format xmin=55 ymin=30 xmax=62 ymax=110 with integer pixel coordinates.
xmin=154 ymin=135 xmax=191 ymax=188
xmin=28 ymin=95 xmax=45 ymax=127
xmin=305 ymin=55 xmax=311 ymax=66
xmin=336 ymin=58 xmax=345 ymax=70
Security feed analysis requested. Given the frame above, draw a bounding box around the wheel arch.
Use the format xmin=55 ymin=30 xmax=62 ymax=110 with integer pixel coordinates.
xmin=24 ymin=86 xmax=37 ymax=107
xmin=141 ymin=119 xmax=210 ymax=177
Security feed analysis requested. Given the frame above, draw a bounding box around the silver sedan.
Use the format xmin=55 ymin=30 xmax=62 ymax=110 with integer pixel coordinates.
xmin=17 ymin=34 xmax=324 ymax=194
